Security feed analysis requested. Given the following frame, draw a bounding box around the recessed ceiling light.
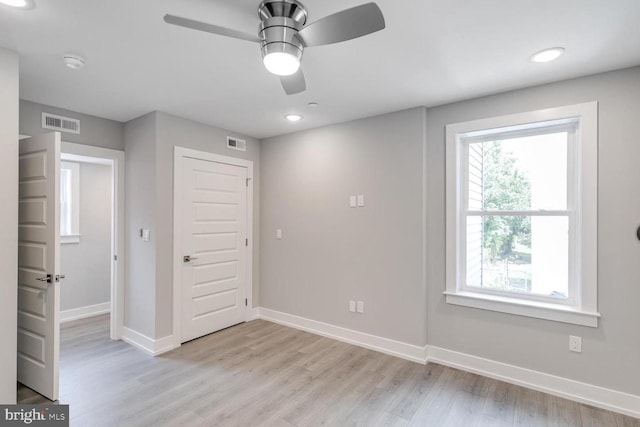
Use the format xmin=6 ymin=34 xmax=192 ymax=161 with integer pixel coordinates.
xmin=530 ymin=47 xmax=565 ymax=63
xmin=307 ymin=102 xmax=319 ymax=108
xmin=64 ymin=55 xmax=85 ymax=70
xmin=0 ymin=0 xmax=28 ymax=7
xmin=285 ymin=114 xmax=302 ymax=122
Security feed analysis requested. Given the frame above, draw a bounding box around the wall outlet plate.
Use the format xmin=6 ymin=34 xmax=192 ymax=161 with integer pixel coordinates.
xmin=569 ymin=335 xmax=582 ymax=353
xmin=356 ymin=300 xmax=364 ymax=313
xmin=349 ymin=300 xmax=356 ymax=312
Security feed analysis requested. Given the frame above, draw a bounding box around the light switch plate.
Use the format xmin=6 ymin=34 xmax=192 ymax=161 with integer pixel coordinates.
xmin=349 ymin=300 xmax=356 ymax=312
xmin=276 ymin=229 xmax=282 ymax=239
xmin=357 ymin=195 xmax=365 ymax=207
xmin=349 ymin=195 xmax=357 ymax=208
xmin=142 ymin=229 xmax=150 ymax=242
xmin=356 ymin=300 xmax=364 ymax=313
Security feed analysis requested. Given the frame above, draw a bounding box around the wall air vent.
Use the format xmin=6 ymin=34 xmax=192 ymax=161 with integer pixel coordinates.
xmin=227 ymin=136 xmax=246 ymax=152
xmin=42 ymin=112 xmax=81 ymax=134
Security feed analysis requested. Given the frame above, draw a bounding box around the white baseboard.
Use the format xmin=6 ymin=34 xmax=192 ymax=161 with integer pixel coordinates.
xmin=427 ymin=346 xmax=640 ymax=419
xmin=121 ymin=327 xmax=177 ymax=356
xmin=257 ymin=307 xmax=428 ymax=364
xmin=248 ymin=307 xmax=261 ymax=321
xmin=253 ymin=307 xmax=639 ymax=419
xmin=60 ymin=302 xmax=110 ymax=323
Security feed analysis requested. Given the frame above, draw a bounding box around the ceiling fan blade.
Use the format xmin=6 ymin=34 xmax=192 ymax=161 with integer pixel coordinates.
xmin=163 ymin=14 xmax=262 ymax=44
xmin=296 ymin=3 xmax=385 ymax=47
xmin=280 ymin=69 xmax=306 ymax=95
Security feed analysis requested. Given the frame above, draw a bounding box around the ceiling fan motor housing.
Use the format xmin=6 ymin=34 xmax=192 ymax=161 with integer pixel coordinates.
xmin=258 ymin=0 xmax=308 ymax=65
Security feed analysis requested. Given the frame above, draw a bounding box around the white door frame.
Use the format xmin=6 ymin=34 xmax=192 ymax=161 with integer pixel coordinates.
xmin=61 ymin=142 xmax=125 ymax=340
xmin=173 ymin=146 xmax=254 ymax=348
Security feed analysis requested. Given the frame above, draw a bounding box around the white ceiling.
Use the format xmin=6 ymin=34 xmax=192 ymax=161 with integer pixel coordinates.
xmin=1 ymin=0 xmax=639 ymax=139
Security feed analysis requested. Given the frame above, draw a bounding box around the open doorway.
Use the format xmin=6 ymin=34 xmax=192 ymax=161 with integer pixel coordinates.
xmin=59 ymin=142 xmax=124 ymax=340
xmin=59 ymin=156 xmax=112 ymax=325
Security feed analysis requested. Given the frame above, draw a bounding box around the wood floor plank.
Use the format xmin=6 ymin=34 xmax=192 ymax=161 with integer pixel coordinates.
xmin=546 ymin=394 xmax=583 ymax=427
xmin=513 ymin=386 xmax=548 ymax=427
xmin=16 ymin=315 xmax=639 ymax=427
xmin=482 ymin=379 xmax=519 ymax=423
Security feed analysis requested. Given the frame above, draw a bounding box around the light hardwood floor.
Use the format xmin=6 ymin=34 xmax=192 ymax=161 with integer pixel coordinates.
xmin=18 ymin=315 xmax=638 ymax=427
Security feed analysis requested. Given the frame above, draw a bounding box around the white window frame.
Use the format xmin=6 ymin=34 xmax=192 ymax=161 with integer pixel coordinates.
xmin=445 ymin=102 xmax=599 ymax=327
xmin=60 ymin=161 xmax=80 ymax=244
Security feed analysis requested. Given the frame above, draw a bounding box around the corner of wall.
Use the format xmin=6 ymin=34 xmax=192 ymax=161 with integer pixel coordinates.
xmin=123 ymin=111 xmax=158 ymax=339
xmin=0 ymin=47 xmax=19 ymax=404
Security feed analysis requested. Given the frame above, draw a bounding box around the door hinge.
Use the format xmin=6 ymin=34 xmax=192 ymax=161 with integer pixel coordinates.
xmin=114 ymin=254 xmax=118 ymax=261
xmin=246 ymin=178 xmax=249 ymax=187
xmin=246 ymin=238 xmax=248 ymax=247
xmin=245 ymin=298 xmax=248 ymax=307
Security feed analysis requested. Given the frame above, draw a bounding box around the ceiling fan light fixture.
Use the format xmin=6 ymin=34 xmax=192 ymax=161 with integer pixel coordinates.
xmin=263 ymin=52 xmax=300 ymax=76
xmin=0 ymin=0 xmax=29 ymax=8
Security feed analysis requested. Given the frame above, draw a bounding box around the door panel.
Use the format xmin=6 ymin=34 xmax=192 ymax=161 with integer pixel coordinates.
xmin=181 ymin=157 xmax=248 ymax=343
xmin=17 ymin=132 xmax=60 ymax=401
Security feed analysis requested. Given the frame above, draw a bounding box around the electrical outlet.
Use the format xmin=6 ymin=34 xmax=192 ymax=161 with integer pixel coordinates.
xmin=569 ymin=335 xmax=582 ymax=353
xmin=349 ymin=196 xmax=357 ymax=208
xmin=356 ymin=300 xmax=364 ymax=313
xmin=349 ymin=300 xmax=356 ymax=313
xmin=276 ymin=229 xmax=282 ymax=239
xmin=357 ymin=195 xmax=365 ymax=207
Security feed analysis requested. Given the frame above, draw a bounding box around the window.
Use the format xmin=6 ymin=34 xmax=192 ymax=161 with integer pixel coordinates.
xmin=445 ymin=102 xmax=599 ymax=327
xmin=60 ymin=161 xmax=80 ymax=244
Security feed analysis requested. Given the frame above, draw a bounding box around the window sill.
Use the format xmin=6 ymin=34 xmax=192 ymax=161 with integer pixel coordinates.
xmin=61 ymin=234 xmax=81 ymax=244
xmin=444 ymin=291 xmax=600 ymax=327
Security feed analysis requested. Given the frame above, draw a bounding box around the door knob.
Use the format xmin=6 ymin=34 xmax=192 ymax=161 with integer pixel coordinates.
xmin=183 ymin=255 xmax=198 ymax=262
xmin=36 ymin=274 xmax=65 ymax=283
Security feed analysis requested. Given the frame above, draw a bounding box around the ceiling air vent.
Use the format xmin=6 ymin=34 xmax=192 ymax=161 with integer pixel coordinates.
xmin=42 ymin=112 xmax=81 ymax=135
xmin=227 ymin=136 xmax=246 ymax=152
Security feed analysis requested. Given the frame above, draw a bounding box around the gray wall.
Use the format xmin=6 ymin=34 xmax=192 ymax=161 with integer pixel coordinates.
xmin=124 ymin=111 xmax=260 ymax=339
xmin=19 ymin=100 xmax=124 ymax=151
xmin=0 ymin=47 xmax=18 ymax=404
xmin=426 ymin=66 xmax=640 ymax=395
xmin=260 ymin=108 xmax=427 ymax=346
xmin=124 ymin=113 xmax=157 ymax=338
xmin=60 ymin=162 xmax=111 ymax=311
xmin=259 ymin=67 xmax=640 ymax=397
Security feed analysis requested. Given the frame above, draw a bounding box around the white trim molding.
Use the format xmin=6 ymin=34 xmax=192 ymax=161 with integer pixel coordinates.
xmin=121 ymin=328 xmax=177 ymax=357
xmin=60 ymin=302 xmax=110 ymax=323
xmin=443 ymin=291 xmax=600 ymax=328
xmin=257 ymin=307 xmax=428 ymax=364
xmin=248 ymin=307 xmax=261 ymax=321
xmin=427 ymin=346 xmax=640 ymax=419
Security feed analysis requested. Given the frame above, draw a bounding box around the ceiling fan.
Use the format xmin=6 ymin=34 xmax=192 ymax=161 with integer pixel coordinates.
xmin=163 ymin=0 xmax=386 ymax=95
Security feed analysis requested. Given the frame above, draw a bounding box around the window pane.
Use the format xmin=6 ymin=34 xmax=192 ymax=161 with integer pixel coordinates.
xmin=467 ymin=132 xmax=568 ymax=211
xmin=466 ymin=215 xmax=568 ymax=298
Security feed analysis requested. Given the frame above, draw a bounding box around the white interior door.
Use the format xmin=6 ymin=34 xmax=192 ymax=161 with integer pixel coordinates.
xmin=17 ymin=132 xmax=61 ymax=401
xmin=181 ymin=157 xmax=248 ymax=343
